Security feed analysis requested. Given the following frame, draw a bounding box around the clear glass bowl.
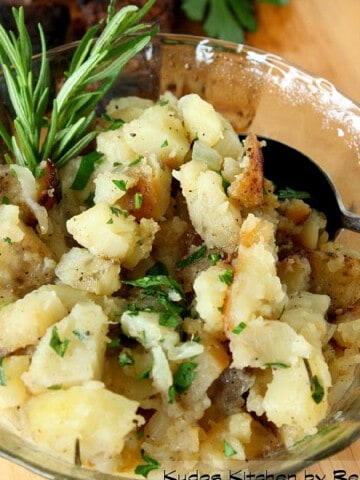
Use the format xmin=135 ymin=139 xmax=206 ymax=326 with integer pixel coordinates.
xmin=0 ymin=33 xmax=359 ymax=479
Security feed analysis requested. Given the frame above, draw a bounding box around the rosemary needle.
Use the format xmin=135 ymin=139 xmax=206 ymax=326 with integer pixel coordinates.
xmin=0 ymin=0 xmax=158 ymax=178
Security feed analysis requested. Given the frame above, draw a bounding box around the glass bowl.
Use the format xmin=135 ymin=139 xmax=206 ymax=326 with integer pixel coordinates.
xmin=0 ymin=33 xmax=359 ymax=479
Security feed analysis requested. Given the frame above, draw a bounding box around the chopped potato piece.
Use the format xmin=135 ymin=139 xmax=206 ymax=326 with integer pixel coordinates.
xmin=122 ymin=103 xmax=190 ymax=168
xmin=178 ymin=93 xmax=224 ymax=146
xmin=0 ymin=289 xmax=67 ymax=355
xmin=66 ymin=202 xmax=159 ymax=268
xmin=22 ymin=301 xmax=108 ymax=393
xmin=20 ymin=382 xmax=143 ymax=471
xmin=174 ymin=160 xmax=242 ymax=252
xmin=55 ymin=247 xmax=121 ymax=296
xmin=224 ymin=214 xmax=286 ymax=332
xmin=0 ymin=355 xmax=30 ymax=409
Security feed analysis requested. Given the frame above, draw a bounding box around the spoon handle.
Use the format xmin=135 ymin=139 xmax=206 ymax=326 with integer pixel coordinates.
xmin=341 ymin=210 xmax=360 ymax=233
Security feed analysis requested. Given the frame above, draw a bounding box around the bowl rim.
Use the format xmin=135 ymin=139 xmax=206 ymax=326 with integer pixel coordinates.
xmin=0 ymin=31 xmax=359 ymax=480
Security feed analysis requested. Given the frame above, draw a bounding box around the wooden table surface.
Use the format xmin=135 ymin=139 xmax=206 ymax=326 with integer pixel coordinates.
xmin=0 ymin=0 xmax=359 ymax=478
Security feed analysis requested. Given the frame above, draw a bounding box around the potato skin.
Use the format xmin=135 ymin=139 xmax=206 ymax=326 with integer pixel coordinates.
xmin=305 ymin=249 xmax=360 ymax=313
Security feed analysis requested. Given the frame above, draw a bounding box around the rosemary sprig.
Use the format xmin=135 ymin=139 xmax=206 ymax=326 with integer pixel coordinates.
xmin=0 ymin=0 xmax=158 ymax=177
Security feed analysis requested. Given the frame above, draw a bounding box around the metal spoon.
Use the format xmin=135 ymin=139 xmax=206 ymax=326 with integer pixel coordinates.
xmin=259 ymin=137 xmax=360 ymax=239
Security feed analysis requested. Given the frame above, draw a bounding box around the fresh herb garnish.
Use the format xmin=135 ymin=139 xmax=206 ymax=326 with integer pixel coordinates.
xmin=118 ymin=351 xmax=135 ymax=366
xmin=49 ymin=326 xmax=70 ymax=357
xmin=112 ymin=179 xmax=128 ymax=191
xmin=134 ymin=192 xmax=143 ymax=209
xmin=232 ymin=321 xmax=247 ymax=334
xmin=277 ymin=187 xmax=311 ymax=200
xmin=123 ymin=275 xmax=185 ymax=300
xmin=208 ymin=252 xmax=223 ymax=265
xmin=137 ymin=365 xmax=152 ymax=381
xmin=303 ymin=358 xmax=325 ymax=404
xmin=180 ymin=0 xmax=290 ymax=43
xmin=310 ymin=374 xmax=325 ymax=404
xmin=0 ymin=0 xmax=158 ymax=176
xmin=219 ymin=269 xmax=233 ymax=285
xmin=173 ymin=361 xmax=198 ymax=394
xmin=158 ymin=312 xmax=180 ymax=328
xmin=168 ymin=385 xmax=176 ymax=403
xmin=0 ymin=357 xmax=6 ymax=386
xmin=175 ymin=244 xmax=207 ymax=269
xmin=72 ymin=329 xmax=90 ymax=342
xmin=135 ymin=450 xmax=160 ymax=478
xmin=70 ymin=151 xmax=103 ymax=191
xmin=264 ymin=362 xmax=290 ymax=369
xmin=223 ymin=439 xmax=237 ymax=457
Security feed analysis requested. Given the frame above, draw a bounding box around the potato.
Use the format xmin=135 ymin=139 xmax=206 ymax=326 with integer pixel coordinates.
xmin=0 ymin=355 xmax=30 ymax=409
xmin=201 ymin=412 xmax=252 ymax=468
xmin=20 ymin=382 xmax=143 ymax=471
xmin=224 ymin=215 xmax=286 ymax=332
xmin=178 ymin=93 xmax=224 ymax=146
xmin=263 ymin=354 xmax=330 ymax=443
xmin=306 ymin=248 xmax=360 ymax=313
xmin=94 ymin=170 xmax=137 ymax=205
xmin=105 ymin=96 xmax=154 ymax=122
xmin=66 ymin=202 xmax=159 ymax=268
xmin=281 ymin=291 xmax=332 ymax=347
xmin=0 ymin=288 xmax=67 ymax=355
xmin=174 ymin=160 xmax=242 ymax=252
xmin=0 ymin=204 xmax=25 ymax=243
xmin=194 ymin=262 xmax=231 ymax=336
xmin=55 ymin=247 xmax=121 ymax=296
xmin=227 ymin=133 xmax=265 ymax=208
xmin=229 ymin=317 xmax=312 ymax=370
xmin=122 ymin=103 xmax=190 ymax=168
xmin=96 ymin=129 xmax=139 ymax=168
xmin=0 ymin=207 xmax=56 ymax=303
xmin=115 ymin=155 xmax=173 ymax=221
xmin=22 ymin=301 xmax=108 ymax=393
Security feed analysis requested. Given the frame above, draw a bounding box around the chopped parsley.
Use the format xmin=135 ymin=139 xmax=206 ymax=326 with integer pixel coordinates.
xmin=311 ymin=375 xmax=325 ymax=404
xmin=70 ymin=151 xmax=103 ymax=191
xmin=264 ymin=362 xmax=290 ymax=369
xmin=101 ymin=113 xmax=125 ymax=130
xmin=173 ymin=361 xmax=197 ymax=394
xmin=47 ymin=384 xmax=62 ymax=390
xmin=137 ymin=365 xmax=152 ymax=381
xmin=112 ymin=179 xmax=128 ymax=191
xmin=134 ymin=192 xmax=143 ymax=209
xmin=304 ymin=359 xmax=325 ymax=404
xmin=49 ymin=326 xmax=70 ymax=357
xmin=0 ymin=357 xmax=6 ymax=386
xmin=175 ymin=244 xmax=207 ymax=269
xmin=110 ymin=205 xmax=129 ymax=217
xmin=277 ymin=187 xmax=311 ymax=200
xmin=159 ymin=312 xmax=180 ymax=328
xmin=161 ymin=139 xmax=169 ymax=148
xmin=208 ymin=252 xmax=223 ymax=266
xmin=123 ymin=274 xmax=185 ymax=300
xmin=135 ymin=450 xmax=160 ymax=478
xmin=128 ymin=156 xmax=143 ymax=167
xmin=118 ymin=351 xmax=135 ymax=367
xmin=232 ymin=322 xmax=247 ymax=334
xmin=168 ymin=385 xmax=175 ymax=404
xmin=3 ymin=236 xmax=12 ymax=244
xmin=1 ymin=196 xmax=10 ymax=204
xmin=223 ymin=439 xmax=237 ymax=457
xmin=219 ymin=269 xmax=233 ymax=285
xmin=72 ymin=329 xmax=89 ymax=342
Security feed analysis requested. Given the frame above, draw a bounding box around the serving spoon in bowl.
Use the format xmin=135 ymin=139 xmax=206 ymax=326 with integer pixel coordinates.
xmin=255 ymin=137 xmax=360 ymax=239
